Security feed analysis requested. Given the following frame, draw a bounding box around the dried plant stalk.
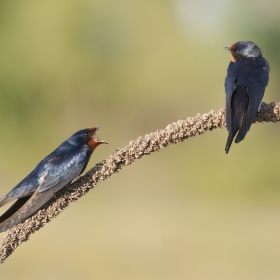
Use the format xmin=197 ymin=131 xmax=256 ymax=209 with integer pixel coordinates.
xmin=0 ymin=102 xmax=279 ymax=264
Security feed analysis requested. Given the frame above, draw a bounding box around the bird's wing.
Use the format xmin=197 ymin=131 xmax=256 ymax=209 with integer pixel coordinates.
xmin=0 ymin=158 xmax=85 ymax=233
xmin=0 ymin=170 xmax=40 ymax=208
xmin=0 ymin=196 xmax=14 ymax=208
xmin=38 ymin=162 xmax=82 ymax=193
xmin=0 ymin=189 xmax=55 ymax=232
xmin=225 ymin=66 xmax=237 ymax=132
xmin=235 ymin=79 xmax=266 ymax=143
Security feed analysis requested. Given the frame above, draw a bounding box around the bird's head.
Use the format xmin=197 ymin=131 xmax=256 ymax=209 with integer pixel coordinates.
xmin=225 ymin=41 xmax=262 ymax=62
xmin=69 ymin=126 xmax=108 ymax=151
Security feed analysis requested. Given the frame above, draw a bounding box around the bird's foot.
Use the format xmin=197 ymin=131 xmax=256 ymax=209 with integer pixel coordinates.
xmin=258 ymin=102 xmax=265 ymax=112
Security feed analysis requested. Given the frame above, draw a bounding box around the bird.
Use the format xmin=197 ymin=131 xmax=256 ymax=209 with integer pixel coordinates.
xmin=0 ymin=126 xmax=107 ymax=232
xmin=224 ymin=41 xmax=270 ymax=153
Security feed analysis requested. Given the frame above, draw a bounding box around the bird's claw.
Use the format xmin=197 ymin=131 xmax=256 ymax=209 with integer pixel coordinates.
xmin=258 ymin=102 xmax=265 ymax=112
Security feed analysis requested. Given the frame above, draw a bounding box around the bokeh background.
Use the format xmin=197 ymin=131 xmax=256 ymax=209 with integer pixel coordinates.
xmin=1 ymin=0 xmax=280 ymax=279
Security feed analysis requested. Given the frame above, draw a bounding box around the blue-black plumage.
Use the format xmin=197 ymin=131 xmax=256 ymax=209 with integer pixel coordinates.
xmin=0 ymin=126 xmax=107 ymax=232
xmin=224 ymin=41 xmax=270 ymax=153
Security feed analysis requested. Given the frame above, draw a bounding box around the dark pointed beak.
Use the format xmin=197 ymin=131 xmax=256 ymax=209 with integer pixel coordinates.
xmin=225 ymin=46 xmax=230 ymax=51
xmin=96 ymin=125 xmax=102 ymax=131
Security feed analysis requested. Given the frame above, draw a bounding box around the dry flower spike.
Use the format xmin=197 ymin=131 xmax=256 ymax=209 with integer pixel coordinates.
xmin=0 ymin=102 xmax=280 ymax=264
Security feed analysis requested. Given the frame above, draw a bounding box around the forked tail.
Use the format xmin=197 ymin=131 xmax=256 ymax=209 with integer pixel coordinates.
xmin=225 ymin=129 xmax=238 ymax=154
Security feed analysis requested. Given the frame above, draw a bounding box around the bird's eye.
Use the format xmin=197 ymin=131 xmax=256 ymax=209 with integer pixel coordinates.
xmin=83 ymin=132 xmax=90 ymax=138
xmin=235 ymin=51 xmax=239 ymax=55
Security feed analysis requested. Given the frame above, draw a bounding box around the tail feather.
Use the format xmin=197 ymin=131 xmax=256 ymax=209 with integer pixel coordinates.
xmin=0 ymin=196 xmax=31 ymax=224
xmin=0 ymin=189 xmax=54 ymax=233
xmin=235 ymin=132 xmax=246 ymax=143
xmin=225 ymin=129 xmax=238 ymax=154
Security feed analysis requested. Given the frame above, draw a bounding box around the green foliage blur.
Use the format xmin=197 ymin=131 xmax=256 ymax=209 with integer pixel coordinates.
xmin=1 ymin=0 xmax=280 ymax=279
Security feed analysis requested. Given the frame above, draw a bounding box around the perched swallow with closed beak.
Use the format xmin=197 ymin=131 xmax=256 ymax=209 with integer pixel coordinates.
xmin=224 ymin=41 xmax=269 ymax=153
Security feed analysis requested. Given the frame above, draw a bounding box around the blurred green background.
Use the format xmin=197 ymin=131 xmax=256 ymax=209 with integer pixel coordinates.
xmin=1 ymin=0 xmax=280 ymax=279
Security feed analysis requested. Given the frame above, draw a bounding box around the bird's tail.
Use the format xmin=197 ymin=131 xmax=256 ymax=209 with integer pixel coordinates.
xmin=225 ymin=129 xmax=238 ymax=154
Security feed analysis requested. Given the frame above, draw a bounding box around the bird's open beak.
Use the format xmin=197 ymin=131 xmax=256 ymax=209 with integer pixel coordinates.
xmin=225 ymin=46 xmax=230 ymax=51
xmin=91 ymin=125 xmax=108 ymax=144
xmin=95 ymin=125 xmax=102 ymax=131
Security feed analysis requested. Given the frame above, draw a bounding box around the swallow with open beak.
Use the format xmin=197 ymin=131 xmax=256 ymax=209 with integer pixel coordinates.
xmin=0 ymin=126 xmax=107 ymax=232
